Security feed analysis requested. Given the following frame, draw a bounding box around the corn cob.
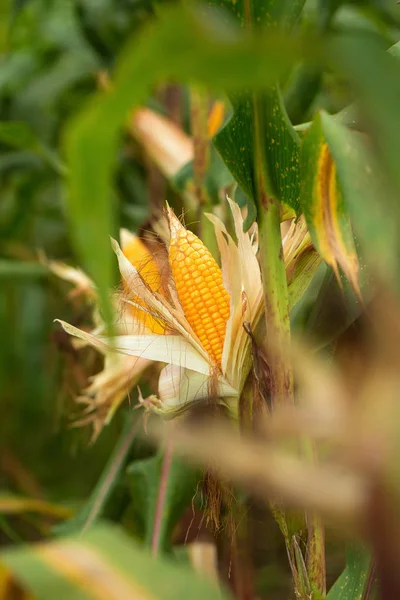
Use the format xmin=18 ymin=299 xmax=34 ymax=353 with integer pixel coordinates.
xmin=123 ymin=236 xmax=165 ymax=334
xmin=168 ymin=211 xmax=230 ymax=365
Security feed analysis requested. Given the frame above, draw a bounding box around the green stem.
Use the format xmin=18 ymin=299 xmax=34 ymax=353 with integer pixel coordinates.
xmin=251 ymin=83 xmax=292 ymax=406
xmin=304 ymin=438 xmax=326 ymax=597
xmin=256 ymin=184 xmax=300 ymax=597
xmin=253 ymin=93 xmax=297 ymax=593
xmin=257 ymin=197 xmax=293 ymax=406
xmin=307 ymin=512 xmax=326 ymax=598
xmin=256 ymin=185 xmax=326 ymax=600
xmin=270 ymin=504 xmax=304 ymax=597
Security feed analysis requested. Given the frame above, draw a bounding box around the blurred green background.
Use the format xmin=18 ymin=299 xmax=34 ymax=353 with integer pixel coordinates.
xmin=0 ymin=0 xmax=155 ymax=506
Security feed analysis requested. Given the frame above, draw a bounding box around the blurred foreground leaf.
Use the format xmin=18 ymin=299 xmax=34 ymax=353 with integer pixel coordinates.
xmin=1 ymin=524 xmax=230 ymax=600
xmin=335 ymin=34 xmax=400 ymax=198
xmin=0 ymin=561 xmax=33 ymax=600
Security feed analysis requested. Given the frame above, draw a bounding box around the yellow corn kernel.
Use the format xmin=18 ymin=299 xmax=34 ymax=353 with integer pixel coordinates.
xmin=122 ymin=236 xmax=165 ymax=334
xmin=168 ymin=211 xmax=230 ymax=365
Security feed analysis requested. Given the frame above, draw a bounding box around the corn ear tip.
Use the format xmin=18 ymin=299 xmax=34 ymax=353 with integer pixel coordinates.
xmin=165 ymin=204 xmax=182 ymax=238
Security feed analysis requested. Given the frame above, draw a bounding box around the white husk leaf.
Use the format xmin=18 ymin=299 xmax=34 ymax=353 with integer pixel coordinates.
xmin=206 ymin=198 xmax=263 ymax=389
xmin=56 ymin=321 xmax=212 ymax=375
xmin=81 ymin=353 xmax=151 ymax=422
xmin=158 ymin=364 xmax=238 ymax=409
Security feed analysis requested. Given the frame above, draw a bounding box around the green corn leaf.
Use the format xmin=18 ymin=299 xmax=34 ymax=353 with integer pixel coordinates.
xmin=0 ymin=122 xmax=39 ymax=151
xmin=10 ymin=0 xmax=32 ymax=20
xmin=284 ymin=0 xmax=344 ymax=125
xmin=300 ymin=111 xmax=360 ymax=297
xmin=1 ymin=524 xmax=231 ymax=600
xmin=389 ymin=40 xmax=400 ymax=60
xmin=319 ymin=112 xmax=396 ymax=286
xmin=333 ymin=33 xmax=400 ymax=199
xmin=0 ymin=121 xmax=66 ymax=174
xmin=54 ymin=412 xmax=141 ymax=536
xmin=300 ymin=109 xmax=397 ymax=297
xmin=327 ymin=546 xmax=371 ymax=600
xmin=287 ymin=249 xmax=322 ymax=311
xmin=126 ymin=451 xmax=200 ymax=552
xmin=302 ymin=266 xmax=364 ymax=349
xmin=0 ymin=261 xmax=48 ymax=278
xmin=211 ymin=0 xmax=306 ymax=223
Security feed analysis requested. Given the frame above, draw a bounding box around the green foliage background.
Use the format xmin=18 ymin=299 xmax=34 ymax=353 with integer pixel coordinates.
xmin=0 ymin=0 xmax=153 ymax=504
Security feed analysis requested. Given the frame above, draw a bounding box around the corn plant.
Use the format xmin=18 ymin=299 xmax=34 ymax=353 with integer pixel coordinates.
xmin=1 ymin=0 xmax=400 ymax=599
